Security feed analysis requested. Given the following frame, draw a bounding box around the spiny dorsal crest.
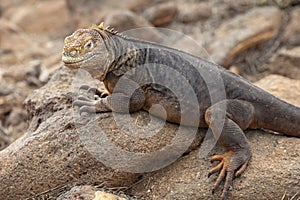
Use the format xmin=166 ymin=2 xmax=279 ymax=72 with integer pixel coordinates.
xmin=91 ymin=22 xmax=119 ymax=35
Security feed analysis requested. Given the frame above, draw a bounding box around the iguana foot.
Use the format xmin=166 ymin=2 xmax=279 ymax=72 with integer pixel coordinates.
xmin=204 ymin=100 xmax=255 ymax=199
xmin=74 ymin=97 xmax=111 ymax=113
xmin=208 ymin=149 xmax=251 ymax=200
xmin=73 ymin=85 xmax=111 ymax=113
xmin=79 ymin=84 xmax=109 ymax=98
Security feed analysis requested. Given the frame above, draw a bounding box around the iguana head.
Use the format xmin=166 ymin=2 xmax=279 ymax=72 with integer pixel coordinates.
xmin=62 ymin=23 xmax=115 ymax=80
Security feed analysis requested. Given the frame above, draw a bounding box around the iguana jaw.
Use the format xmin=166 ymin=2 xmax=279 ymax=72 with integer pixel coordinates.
xmin=62 ymin=48 xmax=111 ymax=80
xmin=62 ymin=53 xmax=96 ymax=69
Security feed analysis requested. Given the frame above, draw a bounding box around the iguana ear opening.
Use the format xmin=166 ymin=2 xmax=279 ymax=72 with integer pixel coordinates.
xmin=89 ymin=23 xmax=118 ymax=81
xmin=99 ymin=47 xmax=116 ymax=81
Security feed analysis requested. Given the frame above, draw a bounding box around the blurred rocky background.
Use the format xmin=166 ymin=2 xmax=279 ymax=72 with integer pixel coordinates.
xmin=0 ymin=0 xmax=299 ymax=199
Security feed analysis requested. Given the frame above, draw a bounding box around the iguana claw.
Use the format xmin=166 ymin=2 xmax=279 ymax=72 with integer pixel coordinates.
xmin=209 ymin=149 xmax=251 ymax=200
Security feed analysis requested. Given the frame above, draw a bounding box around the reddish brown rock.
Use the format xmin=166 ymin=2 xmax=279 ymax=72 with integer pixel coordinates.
xmin=0 ymin=19 xmax=33 ymax=65
xmin=283 ymin=7 xmax=300 ymax=46
xmin=142 ymin=2 xmax=178 ymax=26
xmin=268 ymin=47 xmax=300 ymax=79
xmin=209 ymin=7 xmax=282 ymax=67
xmin=177 ymin=3 xmax=212 ymax=23
xmin=104 ymin=10 xmax=152 ymax=32
xmin=165 ymin=34 xmax=210 ymax=59
xmin=126 ymin=0 xmax=154 ymax=12
xmin=255 ymin=74 xmax=300 ymax=107
xmin=104 ymin=10 xmax=164 ymax=42
xmin=6 ymin=0 xmax=73 ymax=37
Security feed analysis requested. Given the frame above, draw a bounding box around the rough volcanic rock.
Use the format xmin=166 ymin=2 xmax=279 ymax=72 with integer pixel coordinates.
xmin=0 ymin=67 xmax=138 ymax=199
xmin=0 ymin=79 xmax=30 ymax=142
xmin=93 ymin=191 xmax=126 ymax=200
xmin=126 ymin=0 xmax=154 ymax=13
xmin=104 ymin=10 xmax=164 ymax=42
xmin=57 ymin=185 xmax=96 ymax=200
xmin=5 ymin=0 xmax=73 ymax=37
xmin=268 ymin=47 xmax=300 ymax=79
xmin=283 ymin=7 xmax=300 ymax=46
xmin=0 ymin=67 xmax=203 ymax=199
xmin=209 ymin=6 xmax=282 ymax=67
xmin=142 ymin=2 xmax=178 ymax=26
xmin=1 ymin=66 xmax=299 ymax=200
xmin=132 ymin=74 xmax=300 ymax=200
xmin=104 ymin=10 xmax=152 ymax=32
xmin=0 ymin=124 xmax=10 ymax=151
xmin=0 ymin=19 xmax=31 ymax=53
xmin=0 ymin=19 xmax=33 ymax=65
xmin=134 ymin=131 xmax=300 ymax=200
xmin=177 ymin=3 xmax=212 ymax=23
xmin=255 ymin=74 xmax=300 ymax=107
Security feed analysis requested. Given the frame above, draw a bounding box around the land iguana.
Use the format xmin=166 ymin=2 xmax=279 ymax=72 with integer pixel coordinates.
xmin=62 ymin=23 xmax=300 ymax=199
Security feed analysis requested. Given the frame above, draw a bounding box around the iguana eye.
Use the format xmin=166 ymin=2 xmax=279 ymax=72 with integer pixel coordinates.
xmin=84 ymin=40 xmax=94 ymax=50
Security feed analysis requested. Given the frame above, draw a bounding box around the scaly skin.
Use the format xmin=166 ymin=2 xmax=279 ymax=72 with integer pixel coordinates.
xmin=62 ymin=24 xmax=300 ymax=199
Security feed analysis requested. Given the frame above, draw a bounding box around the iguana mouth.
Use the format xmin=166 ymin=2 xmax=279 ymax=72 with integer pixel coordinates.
xmin=63 ymin=62 xmax=81 ymax=69
xmin=62 ymin=54 xmax=96 ymax=68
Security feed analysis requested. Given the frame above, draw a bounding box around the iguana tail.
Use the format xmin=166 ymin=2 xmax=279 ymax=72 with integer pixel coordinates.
xmin=255 ymin=95 xmax=300 ymax=137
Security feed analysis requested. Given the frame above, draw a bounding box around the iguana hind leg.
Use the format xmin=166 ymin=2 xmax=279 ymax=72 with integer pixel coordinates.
xmin=205 ymin=100 xmax=255 ymax=200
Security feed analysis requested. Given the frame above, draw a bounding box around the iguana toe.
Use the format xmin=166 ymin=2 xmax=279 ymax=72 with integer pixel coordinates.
xmin=79 ymin=105 xmax=97 ymax=114
xmin=87 ymin=87 xmax=103 ymax=96
xmin=79 ymin=84 xmax=105 ymax=97
xmin=79 ymin=84 xmax=90 ymax=91
xmin=73 ymin=99 xmax=95 ymax=107
xmin=209 ymin=149 xmax=251 ymax=199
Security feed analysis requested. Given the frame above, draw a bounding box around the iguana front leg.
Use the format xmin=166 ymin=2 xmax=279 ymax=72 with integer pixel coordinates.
xmin=205 ymin=100 xmax=255 ymax=199
xmin=73 ymin=85 xmax=145 ymax=113
xmin=73 ymin=85 xmax=111 ymax=113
